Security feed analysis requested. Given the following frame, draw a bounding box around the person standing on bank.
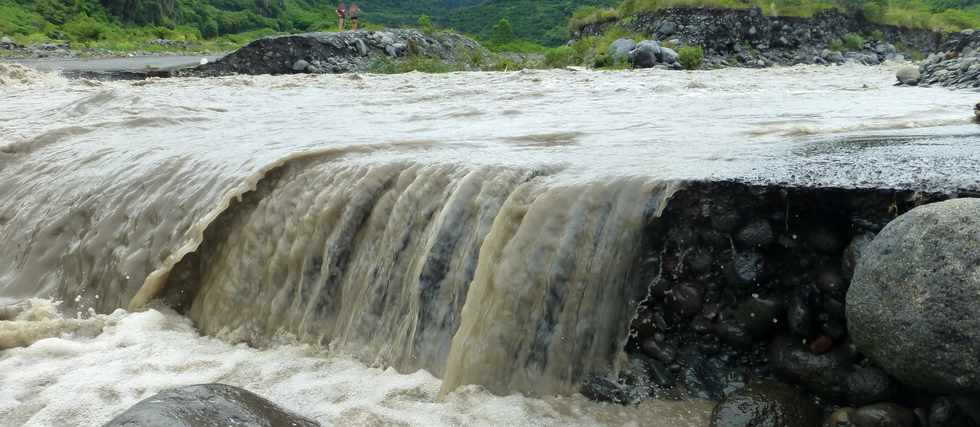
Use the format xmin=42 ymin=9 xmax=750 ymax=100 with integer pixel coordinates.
xmin=349 ymin=3 xmax=360 ymax=31
xmin=337 ymin=1 xmax=346 ymax=31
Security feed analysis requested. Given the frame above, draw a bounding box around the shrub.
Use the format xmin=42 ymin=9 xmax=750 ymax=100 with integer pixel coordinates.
xmin=842 ymin=33 xmax=865 ymax=50
xmin=418 ymin=15 xmax=434 ymax=34
xmin=63 ymin=14 xmax=108 ymax=42
xmin=490 ymin=18 xmax=515 ymax=46
xmin=544 ymin=45 xmax=577 ymax=68
xmin=202 ymin=18 xmax=219 ymax=38
xmin=677 ymin=46 xmax=704 ymax=70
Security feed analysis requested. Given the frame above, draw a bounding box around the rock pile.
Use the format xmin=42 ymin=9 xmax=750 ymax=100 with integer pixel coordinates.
xmin=917 ymin=29 xmax=980 ymax=88
xmin=624 ymin=39 xmax=681 ymax=69
xmin=578 ymin=8 xmax=941 ymax=68
xmin=583 ymin=183 xmax=980 ymax=427
xmin=189 ymin=29 xmax=485 ymax=76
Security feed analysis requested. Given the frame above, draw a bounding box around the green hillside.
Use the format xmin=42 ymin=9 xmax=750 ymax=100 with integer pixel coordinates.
xmin=0 ymin=0 xmax=618 ymax=51
xmin=1 ymin=0 xmax=979 ymax=55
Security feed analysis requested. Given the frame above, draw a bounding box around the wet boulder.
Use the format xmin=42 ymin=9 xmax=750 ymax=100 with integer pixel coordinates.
xmin=609 ymin=38 xmax=637 ymax=61
xmin=769 ymin=335 xmax=853 ymax=400
xmin=851 ymin=403 xmax=917 ymax=427
xmin=103 ymin=384 xmax=318 ymax=427
xmin=581 ymin=376 xmax=629 ymax=404
xmin=683 ymin=353 xmax=747 ymax=401
xmin=630 ymin=40 xmax=662 ymax=68
xmin=710 ymin=381 xmax=822 ymax=427
xmin=847 ymin=199 xmax=980 ymax=393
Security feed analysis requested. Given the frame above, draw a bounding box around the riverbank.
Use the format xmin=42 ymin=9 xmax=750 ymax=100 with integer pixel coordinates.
xmin=574 ymin=8 xmax=943 ymax=69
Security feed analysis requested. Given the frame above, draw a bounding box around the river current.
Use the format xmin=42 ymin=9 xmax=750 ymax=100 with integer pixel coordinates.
xmin=1 ymin=62 xmax=979 ymax=426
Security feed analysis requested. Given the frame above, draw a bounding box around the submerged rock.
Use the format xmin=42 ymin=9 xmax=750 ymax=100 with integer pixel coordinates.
xmin=580 ymin=376 xmax=629 ymax=404
xmin=103 ymin=384 xmax=318 ymax=427
xmin=847 ymin=199 xmax=980 ymax=393
xmin=851 ymin=403 xmax=917 ymax=427
xmin=710 ymin=381 xmax=822 ymax=427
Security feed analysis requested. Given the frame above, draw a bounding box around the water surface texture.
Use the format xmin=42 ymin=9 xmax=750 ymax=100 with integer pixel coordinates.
xmin=1 ymin=63 xmax=979 ymax=426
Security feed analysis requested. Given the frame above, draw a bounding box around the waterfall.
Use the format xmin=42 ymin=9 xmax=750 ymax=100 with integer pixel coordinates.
xmin=145 ymin=157 xmax=677 ymax=395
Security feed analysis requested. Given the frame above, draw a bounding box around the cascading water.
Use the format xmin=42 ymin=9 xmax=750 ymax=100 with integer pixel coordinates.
xmin=140 ymin=156 xmax=677 ymax=396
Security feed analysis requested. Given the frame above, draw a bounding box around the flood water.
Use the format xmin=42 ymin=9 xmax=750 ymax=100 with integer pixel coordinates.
xmin=1 ymin=62 xmax=979 ymax=426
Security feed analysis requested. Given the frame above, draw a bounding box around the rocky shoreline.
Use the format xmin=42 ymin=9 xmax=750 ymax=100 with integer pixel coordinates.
xmin=185 ymin=29 xmax=486 ymax=76
xmin=584 ymin=182 xmax=980 ymax=427
xmin=916 ymin=29 xmax=980 ymax=88
xmin=579 ymin=8 xmax=943 ymax=68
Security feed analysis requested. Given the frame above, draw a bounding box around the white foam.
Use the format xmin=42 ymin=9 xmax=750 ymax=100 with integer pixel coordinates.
xmin=0 ymin=301 xmax=712 ymax=426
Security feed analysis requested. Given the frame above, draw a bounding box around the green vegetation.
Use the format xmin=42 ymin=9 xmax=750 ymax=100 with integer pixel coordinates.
xmin=677 ymin=45 xmax=703 ymax=69
xmin=418 ymin=14 xmax=435 ymax=34
xmin=842 ymin=32 xmax=867 ymax=49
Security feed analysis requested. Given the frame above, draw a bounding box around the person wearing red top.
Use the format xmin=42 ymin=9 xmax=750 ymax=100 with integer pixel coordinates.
xmin=349 ymin=3 xmax=360 ymax=31
xmin=337 ymin=1 xmax=347 ymax=31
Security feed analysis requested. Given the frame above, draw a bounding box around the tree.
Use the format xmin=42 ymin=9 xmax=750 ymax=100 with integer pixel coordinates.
xmin=490 ymin=17 xmax=514 ymax=45
xmin=418 ymin=14 xmax=434 ymax=33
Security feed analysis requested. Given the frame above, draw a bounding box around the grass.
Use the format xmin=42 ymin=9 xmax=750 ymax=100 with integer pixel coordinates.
xmin=569 ymin=6 xmax=623 ymax=33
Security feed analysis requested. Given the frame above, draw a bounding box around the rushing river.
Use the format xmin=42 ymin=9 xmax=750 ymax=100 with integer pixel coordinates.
xmin=1 ymin=62 xmax=979 ymax=427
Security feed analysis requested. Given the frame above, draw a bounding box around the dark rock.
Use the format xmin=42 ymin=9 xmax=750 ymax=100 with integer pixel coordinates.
xmin=291 ymin=59 xmax=311 ymax=72
xmin=851 ymin=403 xmax=917 ymax=427
xmin=730 ymin=251 xmax=765 ymax=285
xmin=630 ymin=40 xmax=662 ymax=68
xmin=844 ymin=367 xmax=897 ymax=406
xmin=666 ymin=282 xmax=705 ymax=318
xmin=641 ymin=337 xmax=677 ymax=363
xmin=737 ymin=220 xmax=775 ymax=247
xmin=787 ymin=290 xmax=814 ymax=337
xmin=715 ymin=322 xmax=754 ymax=348
xmin=929 ymin=397 xmax=957 ymax=427
xmin=847 ymin=199 xmax=980 ymax=393
xmin=581 ymin=376 xmax=629 ymax=404
xmin=816 ymin=269 xmax=846 ymax=295
xmin=808 ymin=227 xmax=843 ymax=253
xmin=735 ymin=297 xmax=785 ymax=339
xmin=683 ymin=354 xmax=747 ymax=401
xmin=953 ymin=395 xmax=980 ymax=424
xmin=769 ymin=335 xmax=852 ymax=400
xmin=688 ymin=250 xmax=714 ymax=274
xmin=710 ymin=381 xmax=822 ymax=427
xmin=103 ymin=384 xmax=318 ymax=427
xmin=711 ymin=207 xmax=742 ymax=232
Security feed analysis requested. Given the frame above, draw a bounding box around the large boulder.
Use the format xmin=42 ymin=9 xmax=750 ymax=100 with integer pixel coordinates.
xmin=103 ymin=384 xmax=319 ymax=427
xmin=609 ymin=38 xmax=637 ymax=61
xmin=630 ymin=40 xmax=662 ymax=68
xmin=710 ymin=381 xmax=822 ymax=427
xmin=896 ymin=66 xmax=921 ymax=85
xmin=659 ymin=47 xmax=679 ymax=65
xmin=847 ymin=199 xmax=980 ymax=393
